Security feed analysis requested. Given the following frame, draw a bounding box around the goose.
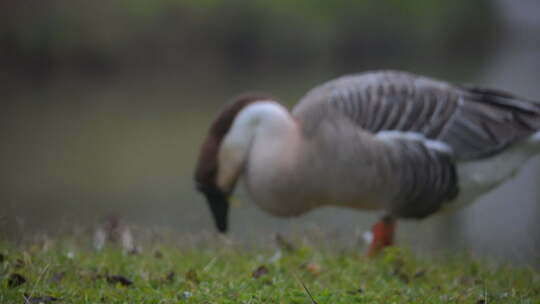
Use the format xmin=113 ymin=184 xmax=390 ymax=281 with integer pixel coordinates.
xmin=194 ymin=70 xmax=540 ymax=256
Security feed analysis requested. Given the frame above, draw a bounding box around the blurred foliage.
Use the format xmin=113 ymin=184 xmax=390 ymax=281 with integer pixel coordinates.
xmin=0 ymin=0 xmax=497 ymax=76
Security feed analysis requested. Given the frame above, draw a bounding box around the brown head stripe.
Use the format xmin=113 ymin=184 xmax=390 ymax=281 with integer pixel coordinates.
xmin=194 ymin=92 xmax=275 ymax=192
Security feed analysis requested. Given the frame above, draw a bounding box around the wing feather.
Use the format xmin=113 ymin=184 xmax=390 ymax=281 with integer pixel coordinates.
xmin=293 ymin=70 xmax=540 ymax=160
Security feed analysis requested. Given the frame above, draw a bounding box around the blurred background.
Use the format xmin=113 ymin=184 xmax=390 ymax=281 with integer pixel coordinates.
xmin=1 ymin=0 xmax=539 ymax=264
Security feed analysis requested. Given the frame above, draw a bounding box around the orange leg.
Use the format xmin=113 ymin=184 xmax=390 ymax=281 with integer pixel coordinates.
xmin=367 ymin=216 xmax=396 ymax=257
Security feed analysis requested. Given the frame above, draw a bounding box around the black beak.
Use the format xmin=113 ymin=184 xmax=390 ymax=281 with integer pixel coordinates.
xmin=200 ymin=187 xmax=229 ymax=233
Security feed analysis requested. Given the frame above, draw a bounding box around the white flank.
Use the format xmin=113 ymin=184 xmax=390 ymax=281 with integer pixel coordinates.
xmin=375 ymin=130 xmax=453 ymax=154
xmin=446 ymin=142 xmax=539 ymax=211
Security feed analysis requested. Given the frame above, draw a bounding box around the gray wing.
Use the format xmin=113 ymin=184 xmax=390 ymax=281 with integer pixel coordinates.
xmin=293 ymin=70 xmax=540 ymax=160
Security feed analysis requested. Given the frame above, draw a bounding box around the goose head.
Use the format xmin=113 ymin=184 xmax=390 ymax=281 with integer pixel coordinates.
xmin=194 ymin=93 xmax=274 ymax=233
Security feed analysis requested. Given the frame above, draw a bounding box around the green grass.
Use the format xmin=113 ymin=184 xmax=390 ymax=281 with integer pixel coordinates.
xmin=1 ymin=240 xmax=539 ymax=303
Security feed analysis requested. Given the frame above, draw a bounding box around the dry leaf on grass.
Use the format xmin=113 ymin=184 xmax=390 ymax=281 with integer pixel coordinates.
xmin=300 ymin=263 xmax=322 ymax=276
xmin=252 ymin=265 xmax=269 ymax=279
xmin=7 ymin=273 xmax=26 ymax=288
xmin=106 ymin=275 xmax=133 ymax=286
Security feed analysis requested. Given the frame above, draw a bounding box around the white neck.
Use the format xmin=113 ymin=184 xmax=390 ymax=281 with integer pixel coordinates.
xmin=216 ymin=101 xmax=299 ymax=191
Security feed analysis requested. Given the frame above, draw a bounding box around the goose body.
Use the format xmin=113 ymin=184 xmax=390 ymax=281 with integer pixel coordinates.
xmin=195 ymin=70 xmax=540 ymax=253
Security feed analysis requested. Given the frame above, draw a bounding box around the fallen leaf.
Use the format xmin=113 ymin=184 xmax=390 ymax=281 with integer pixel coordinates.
xmin=185 ymin=269 xmax=200 ymax=284
xmin=106 ymin=275 xmax=133 ymax=286
xmin=252 ymin=265 xmax=269 ymax=279
xmin=165 ymin=271 xmax=175 ymax=283
xmin=300 ymin=263 xmax=321 ymax=276
xmin=7 ymin=273 xmax=27 ymax=288
xmin=307 ymin=263 xmax=322 ymax=276
xmin=23 ymin=294 xmax=60 ymax=304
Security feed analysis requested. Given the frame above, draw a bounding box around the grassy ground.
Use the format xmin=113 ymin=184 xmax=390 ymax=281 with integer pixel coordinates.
xmin=1 ymin=239 xmax=539 ymax=304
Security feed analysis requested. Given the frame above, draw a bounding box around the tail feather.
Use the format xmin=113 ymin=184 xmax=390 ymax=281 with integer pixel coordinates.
xmin=464 ymin=86 xmax=540 ymax=134
xmin=464 ymin=86 xmax=540 ymax=116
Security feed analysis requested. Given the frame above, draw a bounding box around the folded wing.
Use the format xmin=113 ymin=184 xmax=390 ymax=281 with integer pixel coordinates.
xmin=293 ymin=70 xmax=540 ymax=160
